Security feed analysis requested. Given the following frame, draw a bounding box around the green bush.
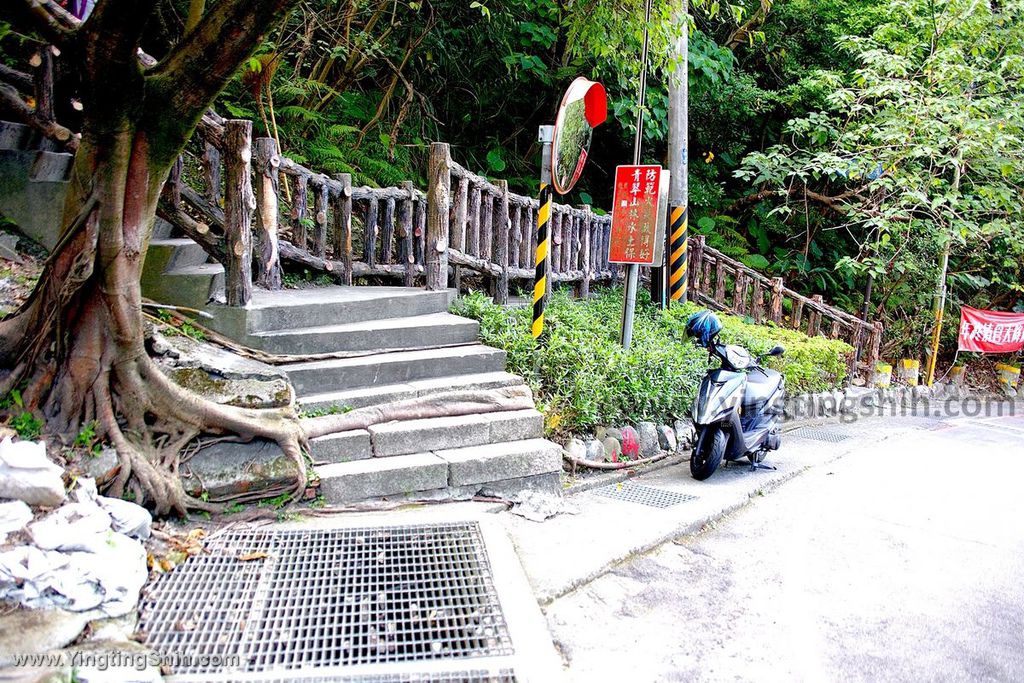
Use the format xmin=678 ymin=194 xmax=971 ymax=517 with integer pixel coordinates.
xmin=452 ymin=288 xmax=853 ymax=436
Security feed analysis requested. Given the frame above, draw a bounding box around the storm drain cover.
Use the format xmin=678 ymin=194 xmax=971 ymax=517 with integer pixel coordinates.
xmin=138 ymin=522 xmax=514 ymax=679
xmin=252 ymin=671 xmax=516 ymax=679
xmin=245 ymin=668 xmax=516 ymax=682
xmin=591 ymin=482 xmax=697 ymax=509
xmin=788 ymin=426 xmax=850 ymax=443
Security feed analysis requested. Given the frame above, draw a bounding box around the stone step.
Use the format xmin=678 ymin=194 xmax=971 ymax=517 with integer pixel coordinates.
xmin=299 ymin=370 xmax=524 ymax=412
xmin=153 ymin=216 xmax=175 ymax=240
xmin=283 ymin=344 xmax=507 ymax=396
xmin=249 ymin=312 xmax=479 ymax=355
xmin=141 ymin=262 xmax=225 ymax=309
xmin=199 ymin=287 xmax=455 ymax=338
xmin=0 ymin=149 xmax=69 ymax=250
xmin=0 ymin=121 xmax=33 ymax=151
xmin=315 ymin=437 xmax=562 ymax=504
xmin=145 ymin=238 xmax=210 ymax=275
xmin=368 ymin=409 xmax=543 ymax=458
xmin=309 ymin=408 xmax=541 ymax=463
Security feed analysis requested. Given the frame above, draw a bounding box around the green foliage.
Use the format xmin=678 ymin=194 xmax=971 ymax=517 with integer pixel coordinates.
xmin=298 ymin=404 xmax=351 ymax=419
xmin=259 ymin=492 xmax=293 ymax=510
xmin=452 ymin=288 xmax=851 ymax=435
xmin=10 ymin=411 xmax=43 ymax=440
xmin=736 ymin=0 xmax=1024 ymax=352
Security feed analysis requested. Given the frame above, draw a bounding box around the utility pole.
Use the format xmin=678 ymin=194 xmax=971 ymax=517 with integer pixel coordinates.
xmin=666 ymin=0 xmax=689 ymax=306
xmin=620 ymin=0 xmax=654 ymax=348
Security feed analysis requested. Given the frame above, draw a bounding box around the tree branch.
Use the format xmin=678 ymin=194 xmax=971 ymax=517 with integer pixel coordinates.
xmin=0 ymin=64 xmax=34 ymax=93
xmin=1 ymin=0 xmax=79 ymax=45
xmin=720 ymin=184 xmax=868 ymax=215
xmin=0 ymin=81 xmax=78 ymax=150
xmin=146 ymin=0 xmax=299 ymax=138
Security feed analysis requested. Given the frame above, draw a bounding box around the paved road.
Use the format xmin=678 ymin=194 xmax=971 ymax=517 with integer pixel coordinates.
xmin=545 ymin=415 xmax=1024 ymax=682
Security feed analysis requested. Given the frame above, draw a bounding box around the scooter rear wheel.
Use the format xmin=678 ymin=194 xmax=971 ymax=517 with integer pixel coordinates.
xmin=691 ymin=426 xmax=728 ymax=480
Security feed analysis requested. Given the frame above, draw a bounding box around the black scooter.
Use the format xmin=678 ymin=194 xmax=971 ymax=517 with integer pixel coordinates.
xmin=690 ymin=338 xmax=786 ymax=480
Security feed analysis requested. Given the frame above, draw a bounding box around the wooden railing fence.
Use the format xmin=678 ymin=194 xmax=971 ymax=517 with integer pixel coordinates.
xmin=159 ymin=117 xmax=618 ymax=307
xmin=686 ymin=235 xmax=883 ymax=374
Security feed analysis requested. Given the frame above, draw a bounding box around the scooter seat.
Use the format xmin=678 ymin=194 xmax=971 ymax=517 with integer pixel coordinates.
xmin=744 ymin=369 xmax=782 ymax=404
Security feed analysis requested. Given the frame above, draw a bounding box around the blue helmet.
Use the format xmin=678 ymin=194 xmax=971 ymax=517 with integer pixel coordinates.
xmin=685 ymin=310 xmax=722 ymax=347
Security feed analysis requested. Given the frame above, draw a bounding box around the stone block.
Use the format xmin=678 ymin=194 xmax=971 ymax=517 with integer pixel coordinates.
xmin=482 ymin=409 xmax=543 ymax=442
xmin=435 ymin=438 xmax=561 ymax=486
xmin=316 ymin=453 xmax=448 ymax=503
xmin=369 ymin=414 xmax=489 ymax=457
xmin=309 ymin=430 xmax=373 ymax=464
xmin=180 ymin=439 xmax=300 ymax=499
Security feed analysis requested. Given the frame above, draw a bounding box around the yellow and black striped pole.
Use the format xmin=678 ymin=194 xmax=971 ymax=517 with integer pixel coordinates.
xmin=532 ymin=183 xmax=553 ymax=339
xmin=668 ymin=205 xmax=688 ymax=302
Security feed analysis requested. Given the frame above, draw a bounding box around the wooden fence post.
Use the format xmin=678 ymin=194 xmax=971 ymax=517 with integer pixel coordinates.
xmin=312 ymin=176 xmax=329 ymax=260
xmin=830 ymin=319 xmax=842 ymax=339
xmin=401 ymin=180 xmax=416 ymax=287
xmin=31 ymin=47 xmax=55 ymax=130
xmin=363 ymin=197 xmax=379 ymax=267
xmin=714 ymin=259 xmax=727 ymax=304
xmin=222 ymin=119 xmax=254 ymax=306
xmin=733 ymin=272 xmax=748 ymax=315
xmin=426 ymin=143 xmax=451 ymax=290
xmin=688 ymin=234 xmax=704 ymax=301
xmin=866 ymin=321 xmax=884 ymax=374
xmin=495 ymin=180 xmax=510 ymax=305
xmin=579 ymin=206 xmax=592 ymax=299
xmin=510 ymin=203 xmax=522 ymax=270
xmin=253 ymin=137 xmax=282 ymax=290
xmin=381 ymin=197 xmax=396 ymax=264
xmin=332 ymin=173 xmax=353 ymax=285
xmin=291 ymin=174 xmax=308 ymax=250
xmin=751 ymin=281 xmax=765 ymax=323
xmin=807 ymin=294 xmax=824 ymax=336
xmin=468 ymin=187 xmax=481 ymax=257
xmin=480 ymin=192 xmax=494 ymax=263
xmin=793 ymin=298 xmax=805 ymax=330
xmin=769 ymin=277 xmax=784 ymax=323
xmin=202 ymin=142 xmax=222 ymax=207
xmin=452 ymin=176 xmax=468 ymax=289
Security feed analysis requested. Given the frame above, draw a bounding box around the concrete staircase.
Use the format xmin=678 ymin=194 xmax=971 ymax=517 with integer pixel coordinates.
xmin=141 ymin=234 xmax=563 ymax=504
xmin=0 ymin=122 xmax=73 ymax=250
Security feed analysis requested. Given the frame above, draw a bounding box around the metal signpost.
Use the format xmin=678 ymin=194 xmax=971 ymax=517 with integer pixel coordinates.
xmin=617 ymin=0 xmax=655 ymax=349
xmin=608 ymin=165 xmax=670 ymax=348
xmin=531 ymin=78 xmax=607 ymax=341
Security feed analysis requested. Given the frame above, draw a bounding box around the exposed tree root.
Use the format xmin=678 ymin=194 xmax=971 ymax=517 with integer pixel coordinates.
xmin=302 ymin=385 xmax=535 ymax=439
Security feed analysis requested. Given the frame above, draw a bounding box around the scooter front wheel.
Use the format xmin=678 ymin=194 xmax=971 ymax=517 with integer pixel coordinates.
xmin=691 ymin=426 xmax=727 ymax=480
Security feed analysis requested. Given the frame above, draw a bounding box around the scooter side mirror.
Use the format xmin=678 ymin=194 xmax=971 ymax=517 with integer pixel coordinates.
xmin=768 ymin=344 xmax=785 ymax=357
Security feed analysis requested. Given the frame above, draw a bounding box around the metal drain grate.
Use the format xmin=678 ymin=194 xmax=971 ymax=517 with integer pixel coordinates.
xmin=591 ymin=482 xmax=697 ymax=508
xmin=251 ymin=668 xmax=517 ymax=682
xmin=139 ymin=522 xmax=514 ymax=678
xmin=788 ymin=426 xmax=850 ymax=443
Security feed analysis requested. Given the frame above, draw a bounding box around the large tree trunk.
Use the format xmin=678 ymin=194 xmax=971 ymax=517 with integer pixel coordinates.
xmin=0 ymin=123 xmax=306 ymax=516
xmin=0 ymin=0 xmax=305 ymax=516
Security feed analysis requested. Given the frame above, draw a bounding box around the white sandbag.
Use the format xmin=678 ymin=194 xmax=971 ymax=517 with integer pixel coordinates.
xmin=28 ymin=502 xmax=112 ymax=552
xmin=0 ymin=436 xmax=66 ymax=507
xmin=0 ymin=499 xmax=33 ymax=543
xmin=0 ymin=532 xmax=147 ymax=616
xmin=97 ymin=496 xmax=152 ymax=541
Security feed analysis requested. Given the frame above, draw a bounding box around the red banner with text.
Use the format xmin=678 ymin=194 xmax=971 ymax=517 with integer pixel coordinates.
xmin=957 ymin=306 xmax=1024 ymax=353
